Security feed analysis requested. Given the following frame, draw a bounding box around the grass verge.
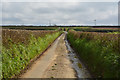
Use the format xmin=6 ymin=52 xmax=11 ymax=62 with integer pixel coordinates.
xmin=2 ymin=31 xmax=62 ymax=78
xmin=67 ymin=31 xmax=120 ymax=78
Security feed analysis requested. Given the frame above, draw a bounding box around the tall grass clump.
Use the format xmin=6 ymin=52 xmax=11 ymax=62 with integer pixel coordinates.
xmin=67 ymin=31 xmax=120 ymax=78
xmin=2 ymin=29 xmax=62 ymax=78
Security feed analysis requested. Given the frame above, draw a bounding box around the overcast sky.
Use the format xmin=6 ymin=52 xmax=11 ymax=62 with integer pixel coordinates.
xmin=2 ymin=1 xmax=119 ymax=25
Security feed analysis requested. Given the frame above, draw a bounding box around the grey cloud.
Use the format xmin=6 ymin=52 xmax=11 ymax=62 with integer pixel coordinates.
xmin=2 ymin=2 xmax=118 ymax=25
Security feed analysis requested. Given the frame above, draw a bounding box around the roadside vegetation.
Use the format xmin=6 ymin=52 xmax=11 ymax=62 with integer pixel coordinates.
xmin=2 ymin=29 xmax=62 ymax=78
xmin=67 ymin=31 xmax=120 ymax=78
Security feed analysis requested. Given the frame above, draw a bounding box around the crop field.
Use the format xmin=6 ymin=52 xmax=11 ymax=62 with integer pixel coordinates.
xmin=67 ymin=31 xmax=120 ymax=78
xmin=2 ymin=29 xmax=62 ymax=78
xmin=2 ymin=29 xmax=58 ymax=47
xmin=72 ymin=27 xmax=120 ymax=33
xmin=2 ymin=26 xmax=59 ymax=31
xmin=1 ymin=26 xmax=120 ymax=79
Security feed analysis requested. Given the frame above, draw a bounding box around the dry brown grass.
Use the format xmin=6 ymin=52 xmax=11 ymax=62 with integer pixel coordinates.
xmin=69 ymin=31 xmax=119 ymax=41
xmin=92 ymin=28 xmax=119 ymax=30
xmin=69 ymin=31 xmax=120 ymax=53
xmin=2 ymin=29 xmax=57 ymax=47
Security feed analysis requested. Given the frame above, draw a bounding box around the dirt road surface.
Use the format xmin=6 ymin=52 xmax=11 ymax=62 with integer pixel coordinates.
xmin=20 ymin=33 xmax=76 ymax=78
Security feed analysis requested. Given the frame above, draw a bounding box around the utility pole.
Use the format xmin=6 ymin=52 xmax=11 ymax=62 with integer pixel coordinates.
xmin=49 ymin=21 xmax=51 ymax=26
xmin=118 ymin=1 xmax=120 ymax=26
xmin=94 ymin=19 xmax=96 ymax=26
